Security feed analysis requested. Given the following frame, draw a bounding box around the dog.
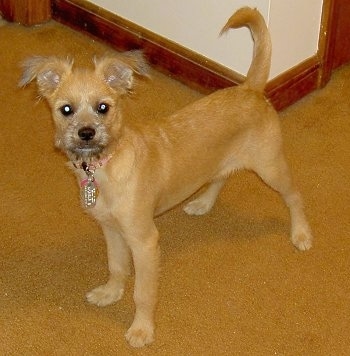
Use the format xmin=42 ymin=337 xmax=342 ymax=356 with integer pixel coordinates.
xmin=20 ymin=7 xmax=312 ymax=348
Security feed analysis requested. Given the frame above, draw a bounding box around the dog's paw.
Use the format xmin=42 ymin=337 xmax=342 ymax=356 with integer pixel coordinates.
xmin=292 ymin=229 xmax=313 ymax=251
xmin=183 ymin=199 xmax=213 ymax=216
xmin=125 ymin=320 xmax=154 ymax=348
xmin=86 ymin=282 xmax=124 ymax=307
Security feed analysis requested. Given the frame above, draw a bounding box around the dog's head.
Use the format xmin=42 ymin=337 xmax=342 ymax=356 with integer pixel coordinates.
xmin=19 ymin=51 xmax=148 ymax=161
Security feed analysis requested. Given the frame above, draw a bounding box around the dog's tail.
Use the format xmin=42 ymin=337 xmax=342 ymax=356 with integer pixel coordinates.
xmin=220 ymin=7 xmax=271 ymax=92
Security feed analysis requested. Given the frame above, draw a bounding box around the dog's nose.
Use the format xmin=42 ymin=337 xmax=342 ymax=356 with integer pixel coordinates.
xmin=78 ymin=127 xmax=96 ymax=141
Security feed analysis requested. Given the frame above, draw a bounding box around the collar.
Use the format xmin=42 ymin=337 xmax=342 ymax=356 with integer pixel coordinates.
xmin=73 ymin=154 xmax=112 ymax=172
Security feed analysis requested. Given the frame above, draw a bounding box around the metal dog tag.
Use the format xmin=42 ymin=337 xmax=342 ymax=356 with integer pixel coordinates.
xmin=81 ymin=176 xmax=98 ymax=208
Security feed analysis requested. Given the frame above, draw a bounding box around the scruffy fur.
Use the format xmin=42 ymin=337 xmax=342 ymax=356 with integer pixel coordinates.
xmin=20 ymin=7 xmax=312 ymax=348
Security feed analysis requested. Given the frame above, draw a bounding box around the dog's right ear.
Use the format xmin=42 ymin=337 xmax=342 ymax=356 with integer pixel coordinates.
xmin=19 ymin=56 xmax=73 ymax=97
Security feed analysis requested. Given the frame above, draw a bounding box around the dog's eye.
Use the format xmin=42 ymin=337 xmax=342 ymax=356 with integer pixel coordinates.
xmin=97 ymin=103 xmax=109 ymax=115
xmin=60 ymin=104 xmax=74 ymax=116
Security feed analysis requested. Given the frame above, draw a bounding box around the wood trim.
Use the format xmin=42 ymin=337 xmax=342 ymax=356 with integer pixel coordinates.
xmin=266 ymin=56 xmax=320 ymax=110
xmin=318 ymin=0 xmax=335 ymax=87
xmin=0 ymin=0 xmax=51 ymax=25
xmin=318 ymin=0 xmax=350 ymax=87
xmin=52 ymin=0 xmax=320 ymax=111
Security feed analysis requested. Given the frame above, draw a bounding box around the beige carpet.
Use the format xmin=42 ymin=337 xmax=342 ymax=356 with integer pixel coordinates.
xmin=0 ymin=20 xmax=349 ymax=355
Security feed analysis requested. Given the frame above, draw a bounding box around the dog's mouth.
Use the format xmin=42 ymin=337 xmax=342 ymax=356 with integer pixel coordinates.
xmin=74 ymin=146 xmax=101 ymax=154
xmin=68 ymin=142 xmax=105 ymax=160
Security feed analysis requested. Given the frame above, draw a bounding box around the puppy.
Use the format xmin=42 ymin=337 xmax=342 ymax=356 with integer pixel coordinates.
xmin=20 ymin=7 xmax=312 ymax=348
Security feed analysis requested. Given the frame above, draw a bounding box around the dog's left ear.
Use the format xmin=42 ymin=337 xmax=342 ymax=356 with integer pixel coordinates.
xmin=94 ymin=50 xmax=149 ymax=92
xmin=19 ymin=56 xmax=73 ymax=97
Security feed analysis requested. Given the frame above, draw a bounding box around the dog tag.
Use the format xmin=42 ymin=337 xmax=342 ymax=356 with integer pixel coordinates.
xmin=80 ymin=176 xmax=98 ymax=208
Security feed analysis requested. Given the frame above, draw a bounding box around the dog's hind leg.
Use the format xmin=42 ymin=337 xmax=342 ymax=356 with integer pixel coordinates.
xmin=86 ymin=224 xmax=130 ymax=307
xmin=253 ymin=153 xmax=312 ymax=251
xmin=184 ymin=178 xmax=226 ymax=216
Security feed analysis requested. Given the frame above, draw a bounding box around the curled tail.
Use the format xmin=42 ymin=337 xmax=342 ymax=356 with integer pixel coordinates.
xmin=220 ymin=7 xmax=271 ymax=92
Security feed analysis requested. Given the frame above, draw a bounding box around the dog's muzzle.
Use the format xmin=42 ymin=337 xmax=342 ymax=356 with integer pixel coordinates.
xmin=61 ymin=123 xmax=110 ymax=159
xmin=71 ymin=126 xmax=103 ymax=157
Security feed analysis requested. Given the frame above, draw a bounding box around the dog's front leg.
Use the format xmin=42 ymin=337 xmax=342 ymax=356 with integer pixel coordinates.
xmin=125 ymin=221 xmax=160 ymax=348
xmin=86 ymin=224 xmax=130 ymax=306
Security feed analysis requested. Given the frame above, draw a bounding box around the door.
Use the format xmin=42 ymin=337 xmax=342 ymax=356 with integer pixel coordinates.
xmin=319 ymin=0 xmax=350 ymax=85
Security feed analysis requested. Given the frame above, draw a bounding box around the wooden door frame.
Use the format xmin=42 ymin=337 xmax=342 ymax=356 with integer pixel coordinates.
xmin=318 ymin=0 xmax=336 ymax=87
xmin=0 ymin=0 xmax=51 ymax=25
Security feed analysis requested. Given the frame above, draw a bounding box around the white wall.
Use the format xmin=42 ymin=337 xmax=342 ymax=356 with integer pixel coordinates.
xmin=91 ymin=0 xmax=323 ymax=79
xmin=269 ymin=0 xmax=323 ymax=77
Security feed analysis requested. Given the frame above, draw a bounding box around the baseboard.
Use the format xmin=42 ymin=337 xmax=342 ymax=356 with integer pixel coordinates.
xmin=266 ymin=56 xmax=320 ymax=110
xmin=52 ymin=0 xmax=321 ymax=111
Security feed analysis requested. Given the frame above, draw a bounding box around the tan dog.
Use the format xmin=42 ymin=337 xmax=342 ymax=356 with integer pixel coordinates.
xmin=20 ymin=7 xmax=312 ymax=348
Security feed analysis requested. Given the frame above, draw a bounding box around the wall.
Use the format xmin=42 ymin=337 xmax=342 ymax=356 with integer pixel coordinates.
xmin=91 ymin=0 xmax=323 ymax=79
xmin=268 ymin=0 xmax=323 ymax=77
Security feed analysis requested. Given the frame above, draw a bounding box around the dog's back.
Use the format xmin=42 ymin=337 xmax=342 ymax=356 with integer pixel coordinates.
xmin=137 ymin=8 xmax=275 ymax=213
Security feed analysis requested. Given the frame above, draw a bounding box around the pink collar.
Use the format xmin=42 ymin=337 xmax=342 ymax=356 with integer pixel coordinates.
xmin=73 ymin=154 xmax=112 ymax=172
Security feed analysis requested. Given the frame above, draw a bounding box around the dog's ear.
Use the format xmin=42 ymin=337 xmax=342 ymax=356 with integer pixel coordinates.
xmin=19 ymin=56 xmax=73 ymax=97
xmin=94 ymin=50 xmax=149 ymax=93
xmin=121 ymin=50 xmax=150 ymax=77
